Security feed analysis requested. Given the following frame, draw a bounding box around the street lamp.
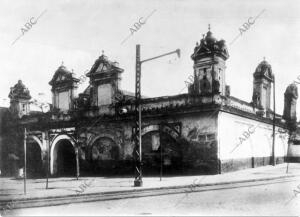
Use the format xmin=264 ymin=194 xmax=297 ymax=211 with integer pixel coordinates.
xmin=134 ymin=44 xmax=180 ymax=187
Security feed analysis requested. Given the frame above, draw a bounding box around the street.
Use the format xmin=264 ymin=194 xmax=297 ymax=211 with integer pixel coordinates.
xmin=9 ymin=177 xmax=300 ymax=216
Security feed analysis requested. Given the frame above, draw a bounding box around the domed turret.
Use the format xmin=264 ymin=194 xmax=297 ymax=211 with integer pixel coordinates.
xmin=8 ymin=80 xmax=31 ymax=101
xmin=254 ymin=59 xmax=273 ymax=81
xmin=252 ymin=58 xmax=274 ymax=114
xmin=191 ymin=25 xmax=229 ymax=61
xmin=205 ymin=30 xmax=217 ymax=45
xmin=8 ymin=80 xmax=31 ymax=118
xmin=283 ymin=83 xmax=298 ymax=129
xmin=189 ymin=25 xmax=229 ymax=96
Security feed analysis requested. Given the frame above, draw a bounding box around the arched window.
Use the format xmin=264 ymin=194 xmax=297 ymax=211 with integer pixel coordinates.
xmin=91 ymin=137 xmax=119 ymax=161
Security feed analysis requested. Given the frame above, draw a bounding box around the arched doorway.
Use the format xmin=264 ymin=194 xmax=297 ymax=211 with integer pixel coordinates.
xmin=56 ymin=140 xmax=76 ymax=176
xmin=142 ymin=130 xmax=182 ymax=176
xmin=27 ymin=140 xmax=43 ymax=178
xmin=50 ymin=135 xmax=76 ymax=176
xmin=89 ymin=137 xmax=120 ymax=175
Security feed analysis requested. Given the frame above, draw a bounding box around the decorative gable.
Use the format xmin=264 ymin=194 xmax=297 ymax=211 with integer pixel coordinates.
xmin=86 ymin=54 xmax=123 ymax=85
xmin=56 ymin=74 xmax=67 ymax=82
xmin=96 ymin=63 xmax=109 ymax=73
xmin=86 ymin=53 xmax=124 ymax=107
xmin=49 ymin=65 xmax=80 ymax=111
xmin=49 ymin=66 xmax=79 ymax=91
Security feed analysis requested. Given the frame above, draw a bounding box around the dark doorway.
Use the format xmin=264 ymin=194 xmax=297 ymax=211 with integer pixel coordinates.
xmin=56 ymin=140 xmax=76 ymax=177
xmin=27 ymin=142 xmax=43 ymax=178
xmin=142 ymin=131 xmax=182 ymax=176
xmin=89 ymin=137 xmax=120 ymax=175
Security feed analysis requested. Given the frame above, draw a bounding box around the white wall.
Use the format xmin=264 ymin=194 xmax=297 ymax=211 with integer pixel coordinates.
xmin=288 ymin=142 xmax=300 ymax=158
xmin=58 ymin=91 xmax=70 ymax=111
xmin=218 ymin=111 xmax=288 ymax=160
xmin=97 ymin=84 xmax=112 ymax=106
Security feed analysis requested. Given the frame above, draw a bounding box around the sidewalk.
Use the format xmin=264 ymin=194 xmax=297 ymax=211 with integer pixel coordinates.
xmin=1 ymin=163 xmax=300 ymax=209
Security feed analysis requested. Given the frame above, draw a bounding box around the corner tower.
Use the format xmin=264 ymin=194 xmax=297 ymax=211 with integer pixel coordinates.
xmin=8 ymin=80 xmax=31 ymax=118
xmin=252 ymin=58 xmax=274 ymax=112
xmin=189 ymin=26 xmax=229 ymax=96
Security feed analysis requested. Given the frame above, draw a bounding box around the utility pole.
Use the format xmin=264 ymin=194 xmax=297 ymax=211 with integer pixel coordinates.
xmin=133 ymin=44 xmax=180 ymax=187
xmin=272 ymin=74 xmax=276 ymax=166
xmin=46 ymin=131 xmax=50 ymax=189
xmin=159 ymin=124 xmax=163 ymax=181
xmin=23 ymin=128 xmax=27 ymax=195
xmin=76 ymin=146 xmax=80 ymax=180
xmin=134 ymin=44 xmax=143 ymax=187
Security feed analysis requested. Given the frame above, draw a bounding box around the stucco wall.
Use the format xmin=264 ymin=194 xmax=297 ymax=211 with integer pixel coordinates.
xmin=97 ymin=84 xmax=112 ymax=106
xmin=57 ymin=90 xmax=70 ymax=111
xmin=73 ymin=110 xmax=220 ymax=175
xmin=218 ymin=111 xmax=288 ymax=172
xmin=179 ymin=111 xmax=219 ymax=174
xmin=287 ymin=142 xmax=300 ymax=162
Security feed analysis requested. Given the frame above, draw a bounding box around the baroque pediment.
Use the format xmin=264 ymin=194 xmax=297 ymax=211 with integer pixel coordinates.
xmin=56 ymin=74 xmax=67 ymax=82
xmin=96 ymin=63 xmax=108 ymax=73
xmin=87 ymin=54 xmax=124 ymax=78
xmin=49 ymin=66 xmax=79 ymax=87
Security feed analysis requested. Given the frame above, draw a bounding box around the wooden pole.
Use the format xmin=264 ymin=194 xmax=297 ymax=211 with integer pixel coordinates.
xmin=23 ymin=128 xmax=27 ymax=195
xmin=272 ymin=75 xmax=276 ymax=166
xmin=160 ymin=125 xmax=163 ymax=181
xmin=76 ymin=147 xmax=80 ymax=180
xmin=286 ymin=140 xmax=290 ymax=173
xmin=46 ymin=131 xmax=49 ymax=189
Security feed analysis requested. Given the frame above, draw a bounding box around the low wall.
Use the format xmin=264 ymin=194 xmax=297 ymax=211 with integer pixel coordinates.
xmin=218 ymin=111 xmax=288 ymax=173
xmin=287 ymin=141 xmax=300 ymax=162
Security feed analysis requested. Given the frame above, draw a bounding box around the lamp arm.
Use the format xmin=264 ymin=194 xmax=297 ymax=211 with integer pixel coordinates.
xmin=141 ymin=49 xmax=180 ymax=64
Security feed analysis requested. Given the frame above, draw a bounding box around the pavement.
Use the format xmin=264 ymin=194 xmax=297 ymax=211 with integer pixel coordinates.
xmin=1 ymin=163 xmax=300 ymax=210
xmin=10 ymin=176 xmax=300 ymax=216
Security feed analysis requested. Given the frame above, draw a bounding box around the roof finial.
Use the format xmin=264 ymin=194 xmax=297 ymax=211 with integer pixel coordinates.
xmin=208 ymin=24 xmax=211 ymax=31
xmin=263 ymin=56 xmax=266 ymax=61
xmin=61 ymin=61 xmax=64 ymax=66
xmin=102 ymin=50 xmax=104 ymax=56
xmin=202 ymin=34 xmax=205 ymax=39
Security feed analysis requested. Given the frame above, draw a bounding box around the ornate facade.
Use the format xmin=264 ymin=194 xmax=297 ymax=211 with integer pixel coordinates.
xmin=1 ymin=28 xmax=299 ymax=178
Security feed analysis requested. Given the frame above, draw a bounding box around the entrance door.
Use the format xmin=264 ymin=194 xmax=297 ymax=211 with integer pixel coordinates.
xmin=27 ymin=141 xmax=43 ymax=178
xmin=56 ymin=140 xmax=76 ymax=176
xmin=142 ymin=131 xmax=182 ymax=176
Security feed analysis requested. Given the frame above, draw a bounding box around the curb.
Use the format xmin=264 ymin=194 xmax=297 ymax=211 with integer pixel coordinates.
xmin=1 ymin=173 xmax=300 ymax=210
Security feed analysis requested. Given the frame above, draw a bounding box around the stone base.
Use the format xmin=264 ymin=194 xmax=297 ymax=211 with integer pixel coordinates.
xmin=220 ymin=156 xmax=285 ymax=173
xmin=285 ymin=156 xmax=300 ymax=163
xmin=134 ymin=179 xmax=143 ymax=187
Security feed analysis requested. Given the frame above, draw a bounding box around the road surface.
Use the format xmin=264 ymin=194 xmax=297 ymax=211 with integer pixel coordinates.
xmin=7 ymin=177 xmax=300 ymax=216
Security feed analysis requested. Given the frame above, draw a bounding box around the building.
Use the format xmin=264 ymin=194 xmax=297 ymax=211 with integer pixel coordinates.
xmin=1 ymin=28 xmax=299 ymax=178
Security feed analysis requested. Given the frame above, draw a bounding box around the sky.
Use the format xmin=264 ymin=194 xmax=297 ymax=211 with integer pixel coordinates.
xmin=0 ymin=0 xmax=300 ymax=114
